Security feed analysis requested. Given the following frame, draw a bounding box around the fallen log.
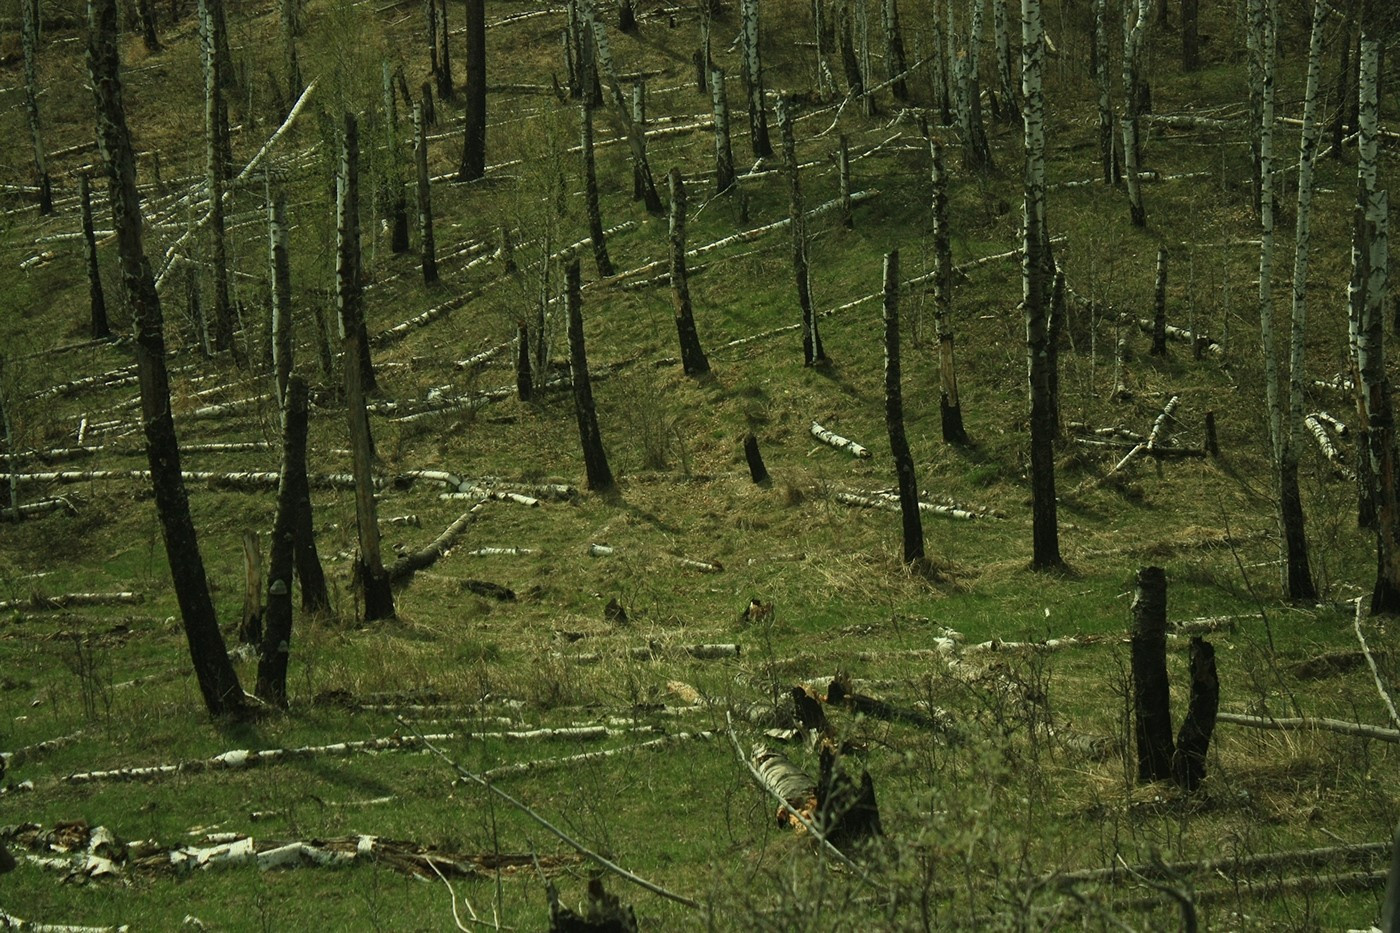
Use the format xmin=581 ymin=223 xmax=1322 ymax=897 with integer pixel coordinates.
xmin=810 ymin=421 xmax=871 ymax=458
xmin=0 ymin=592 xmax=139 ymax=612
xmin=1305 ymin=414 xmax=1353 ymax=477
xmin=467 ymin=546 xmax=534 ymax=556
xmin=480 ymin=731 xmax=715 ymax=781
xmin=1216 ymin=712 xmax=1400 ymax=744
xmin=386 ymin=501 xmax=486 ymax=585
xmin=565 ymin=643 xmax=741 ymax=664
xmin=0 ymin=908 xmax=121 ymax=932
xmin=1135 ymin=318 xmax=1222 ymax=355
xmin=835 ymin=488 xmax=984 ymax=520
xmin=1040 ymin=841 xmax=1390 ymax=888
xmin=0 ymin=497 xmax=77 ymax=522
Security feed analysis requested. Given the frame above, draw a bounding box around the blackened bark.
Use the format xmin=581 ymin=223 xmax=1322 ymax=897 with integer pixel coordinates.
xmin=1047 ymin=267 xmax=1065 ymax=439
xmin=668 ymin=169 xmax=710 ymax=376
xmin=459 ymin=0 xmax=486 ymax=181
xmin=883 ymin=0 xmax=907 ymax=101
xmin=711 ymin=65 xmax=736 ymax=194
xmin=414 ymin=102 xmax=438 ymax=285
xmin=137 ymin=0 xmax=160 ymax=50
xmin=744 ymin=432 xmax=770 ymax=485
xmin=200 ymin=0 xmax=235 ymax=354
xmin=1280 ymin=463 xmax=1317 ymax=600
xmin=618 ymin=0 xmax=636 ymax=32
xmin=884 ymin=250 xmax=924 ymax=564
xmin=79 ymin=174 xmax=111 ymax=340
xmin=382 ymin=65 xmax=410 ymax=256
xmin=930 ymin=137 xmax=967 ymax=445
xmin=292 ymin=485 xmax=329 ymax=615
xmin=1205 ymin=410 xmax=1219 ymax=457
xmin=269 ymin=188 xmax=293 ymax=412
xmin=421 ymin=81 xmax=436 ymax=126
xmin=581 ymin=98 xmax=615 ymax=278
xmin=837 ymin=134 xmax=853 ymax=229
xmin=516 ymin=321 xmax=533 ymax=402
xmin=1181 ymin=0 xmax=1200 ymax=71
xmin=1151 ymin=246 xmax=1168 ymax=355
xmin=436 ymin=0 xmax=453 ymax=99
xmin=566 ymin=258 xmax=614 ymax=491
xmin=740 ymin=0 xmax=772 ymax=158
xmin=256 ymin=376 xmax=307 ymax=706
xmin=779 ymin=96 xmax=825 ymax=366
xmin=425 ymin=0 xmax=440 ymax=93
xmin=1131 ymin=566 xmax=1174 ymax=782
xmin=1171 ymin=637 xmax=1218 ymax=792
xmin=88 ymin=0 xmax=245 ymax=716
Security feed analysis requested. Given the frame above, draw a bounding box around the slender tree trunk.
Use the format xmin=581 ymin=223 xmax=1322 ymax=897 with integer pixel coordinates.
xmin=437 ymin=0 xmax=453 ymax=98
xmin=711 ymin=65 xmax=737 ymax=194
xmin=80 ymin=174 xmax=111 ymax=340
xmin=1151 ymin=246 xmax=1168 ymax=355
xmin=741 ymin=0 xmax=773 ymax=158
xmin=1330 ymin=1 xmax=1356 ymax=159
xmin=414 ymin=102 xmax=439 ymax=285
xmin=993 ymin=0 xmax=1019 ymax=123
xmin=779 ymin=96 xmax=825 ymax=367
xmin=618 ymin=0 xmax=636 ymax=32
xmin=382 ymin=63 xmax=410 ymax=255
xmin=566 ymin=257 xmax=615 ymax=491
xmin=1094 ymin=0 xmax=1115 ymax=184
xmin=838 ymin=0 xmax=865 ymax=97
xmin=21 ymin=0 xmax=53 ymax=216
xmin=88 ymin=0 xmax=246 ymax=716
xmin=1181 ymin=0 xmax=1199 ymax=71
xmin=281 ymin=0 xmax=301 ymax=99
xmin=932 ymin=0 xmax=952 ymax=124
xmin=256 ymin=375 xmax=307 ymax=706
xmin=1047 ymin=266 xmax=1064 ymax=438
xmin=269 ymin=188 xmax=293 ymax=413
xmin=516 ymin=321 xmax=533 ymax=402
xmin=1122 ymin=0 xmax=1149 ymax=227
xmin=200 ymin=0 xmax=235 ymax=354
xmin=884 ymin=250 xmax=924 ymax=564
xmin=135 ymin=0 xmax=160 ymax=50
xmin=1170 ymin=636 xmax=1217 ymax=792
xmin=930 ymin=137 xmax=968 ymax=444
xmin=459 ymin=0 xmax=487 ymax=181
xmin=744 ymin=432 xmax=770 ymax=484
xmin=1022 ymin=0 xmax=1061 ymax=570
xmin=425 ymin=0 xmax=440 ymax=92
xmin=1131 ymin=566 xmax=1174 ymax=781
xmin=669 ymin=169 xmax=710 ymax=377
xmin=338 ymin=114 xmax=395 ymax=622
xmin=883 ymin=0 xmax=908 ymax=101
xmin=580 ymin=97 xmax=615 ymax=278
xmin=584 ymin=1 xmax=663 ymax=214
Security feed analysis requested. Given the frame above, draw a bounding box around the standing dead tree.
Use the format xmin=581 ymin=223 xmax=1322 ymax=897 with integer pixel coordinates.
xmin=1122 ymin=0 xmax=1150 ymax=227
xmin=256 ymin=376 xmax=308 ymax=707
xmin=458 ymin=0 xmax=487 ymax=181
xmin=930 ymin=136 xmax=968 ymax=444
xmin=566 ymin=257 xmax=615 ymax=491
xmin=1094 ymin=0 xmax=1118 ymax=184
xmin=669 ymin=169 xmax=710 ymax=377
xmin=268 ymin=187 xmax=293 ymax=413
xmin=1131 ymin=566 xmax=1173 ymax=781
xmin=581 ymin=90 xmax=616 ymax=278
xmin=21 ymin=0 xmax=52 ymax=216
xmin=584 ymin=0 xmax=663 ymax=214
xmin=337 ymin=114 xmax=395 ymax=622
xmin=779 ymin=96 xmax=825 ymax=367
xmin=88 ymin=0 xmax=246 ymax=715
xmin=740 ymin=0 xmax=773 ymax=158
xmin=414 ymin=102 xmax=439 ymax=285
xmin=381 ymin=63 xmax=410 ymax=255
xmin=79 ymin=174 xmax=111 ymax=340
xmin=199 ymin=0 xmax=236 ymax=354
xmin=884 ymin=250 xmax=924 ymax=564
xmin=711 ymin=65 xmax=736 ymax=194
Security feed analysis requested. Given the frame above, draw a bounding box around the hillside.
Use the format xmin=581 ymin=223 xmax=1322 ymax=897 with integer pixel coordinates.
xmin=1 ymin=0 xmax=1398 ymax=928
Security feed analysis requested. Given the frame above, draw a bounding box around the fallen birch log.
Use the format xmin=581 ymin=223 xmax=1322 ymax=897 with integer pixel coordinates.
xmin=0 ymin=470 xmax=368 ymax=492
xmin=1072 ymin=437 xmax=1205 ymax=457
xmin=387 ymin=501 xmax=486 ymax=585
xmin=671 ymin=554 xmax=723 ymax=573
xmin=749 ymin=745 xmax=818 ymax=831
xmin=467 ymin=546 xmax=535 ymax=556
xmin=0 ymin=908 xmax=122 ymax=932
xmin=479 ymin=730 xmax=716 ymax=781
xmin=1305 ymin=414 xmax=1353 ymax=476
xmin=0 ymin=497 xmax=77 ymax=521
xmin=1217 ymin=712 xmax=1400 ymax=743
xmin=565 ymin=643 xmax=741 ymax=664
xmin=1104 ymin=395 xmax=1180 ymax=478
xmin=810 ymin=421 xmax=871 ymax=458
xmin=0 ymin=592 xmax=139 ymax=612
xmin=453 ymin=340 xmax=511 ymax=370
xmin=1136 ymin=318 xmax=1222 ymax=355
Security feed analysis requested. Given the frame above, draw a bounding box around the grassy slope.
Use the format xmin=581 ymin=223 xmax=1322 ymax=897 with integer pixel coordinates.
xmin=0 ymin=0 xmax=1396 ymax=928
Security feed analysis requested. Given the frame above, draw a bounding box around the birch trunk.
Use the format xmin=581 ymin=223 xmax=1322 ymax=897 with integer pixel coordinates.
xmin=741 ymin=0 xmax=773 ymax=158
xmin=884 ymin=250 xmax=924 ymax=563
xmin=930 ymin=137 xmax=968 ymax=444
xmin=1246 ymin=0 xmax=1265 ymax=216
xmin=992 ymin=0 xmax=1018 ymax=123
xmin=425 ymin=0 xmax=440 ymax=92
xmin=21 ymin=0 xmax=52 ymax=215
xmin=436 ymin=0 xmax=453 ymax=99
xmin=382 ymin=63 xmax=410 ymax=254
xmin=581 ymin=96 xmax=615 ymax=277
xmin=337 ymin=114 xmax=395 ymax=621
xmin=87 ymin=0 xmax=246 ymax=716
xmin=669 ymin=169 xmax=710 ymax=377
xmin=838 ymin=134 xmax=852 ymax=229
xmin=1280 ymin=0 xmax=1327 ymax=601
xmin=268 ymin=188 xmax=293 ymax=414
xmin=79 ymin=174 xmax=111 ymax=340
xmin=1150 ymin=246 xmax=1167 ymax=355
xmin=458 ymin=0 xmax=486 ymax=181
xmin=1022 ymin=0 xmax=1060 ymax=570
xmin=566 ymin=257 xmax=614 ymax=491
xmin=584 ymin=0 xmax=663 ymax=214
xmin=711 ymin=65 xmax=736 ymax=194
xmin=1094 ymin=0 xmax=1115 ymax=184
xmin=256 ymin=376 xmax=306 ymax=706
xmin=882 ymin=0 xmax=908 ymax=101
xmin=779 ymin=96 xmax=825 ymax=366
xmin=1131 ymin=566 xmax=1173 ymax=781
xmin=413 ymin=102 xmax=438 ymax=285
xmin=1122 ymin=0 xmax=1149 ymax=226
xmin=200 ymin=0 xmax=235 ymax=353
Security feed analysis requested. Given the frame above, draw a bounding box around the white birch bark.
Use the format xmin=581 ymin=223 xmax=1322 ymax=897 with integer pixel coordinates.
xmin=1257 ymin=0 xmax=1281 ymax=472
xmin=1094 ymin=0 xmax=1113 ymax=183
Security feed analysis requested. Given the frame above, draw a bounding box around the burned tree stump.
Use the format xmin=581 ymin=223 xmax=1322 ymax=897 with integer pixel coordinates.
xmin=817 ymin=746 xmax=884 ymax=853
xmin=79 ymin=174 xmax=110 ymax=340
xmin=1151 ymin=246 xmax=1168 ymax=356
xmin=1131 ymin=565 xmax=1174 ymax=781
xmin=1171 ymin=636 xmax=1218 ymax=792
xmin=884 ymin=249 xmax=925 ymax=564
xmin=548 ymin=877 xmax=638 ymax=933
xmin=668 ymin=168 xmax=710 ymax=376
xmin=743 ymin=432 xmax=770 ymax=485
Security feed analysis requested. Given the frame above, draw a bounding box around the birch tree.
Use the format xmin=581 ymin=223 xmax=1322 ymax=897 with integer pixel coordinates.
xmin=930 ymin=137 xmax=968 ymax=444
xmin=992 ymin=0 xmax=1019 ymax=123
xmin=88 ymin=0 xmax=246 ymax=716
xmin=199 ymin=0 xmax=236 ymax=353
xmin=1094 ymin=0 xmax=1116 ymax=184
xmin=884 ymin=250 xmax=924 ymax=563
xmin=740 ymin=0 xmax=773 ymax=158
xmin=1122 ymin=0 xmax=1150 ymax=226
xmin=882 ymin=0 xmax=908 ymax=102
xmin=779 ymin=95 xmax=825 ymax=366
xmin=21 ymin=0 xmax=52 ymax=215
xmin=583 ymin=0 xmax=663 ymax=214
xmin=458 ymin=0 xmax=487 ymax=182
xmin=1021 ymin=0 xmax=1062 ymax=570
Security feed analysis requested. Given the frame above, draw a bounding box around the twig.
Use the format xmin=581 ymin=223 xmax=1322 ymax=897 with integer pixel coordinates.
xmin=427 ymin=858 xmax=499 ymax=930
xmin=396 ymin=717 xmax=700 ymax=910
xmin=1355 ymin=597 xmax=1400 ymax=731
xmin=723 ymin=712 xmax=887 ymax=893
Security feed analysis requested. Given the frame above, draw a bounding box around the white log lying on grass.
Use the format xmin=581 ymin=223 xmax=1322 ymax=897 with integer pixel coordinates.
xmin=1217 ymin=712 xmax=1399 ymax=744
xmin=467 ymin=546 xmax=535 ymax=556
xmin=671 ymin=554 xmax=723 ymax=573
xmin=0 ymin=470 xmax=368 ymax=491
xmin=479 ymin=730 xmax=716 ymax=781
xmin=1305 ymin=414 xmax=1353 ymax=476
xmin=835 ymin=490 xmax=983 ymax=520
xmin=1136 ymin=318 xmax=1222 ymax=355
xmin=453 ymin=340 xmax=512 ymax=370
xmin=0 ymin=592 xmax=139 ymax=611
xmin=565 ymin=643 xmax=741 ymax=664
xmin=0 ymin=908 xmax=125 ymax=932
xmin=810 ymin=421 xmax=871 ymax=458
xmin=441 ymin=486 xmax=540 ymax=507
xmin=387 ymin=502 xmax=488 ymax=585
xmin=0 ymin=498 xmax=77 ymax=522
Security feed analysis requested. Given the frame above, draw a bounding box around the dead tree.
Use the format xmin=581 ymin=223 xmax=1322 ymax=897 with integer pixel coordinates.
xmin=280 ymin=0 xmax=301 ymax=99
xmin=79 ymin=174 xmax=111 ymax=340
xmin=585 ymin=0 xmax=662 ymax=214
xmin=257 ymin=376 xmax=308 ymax=706
xmin=381 ymin=63 xmax=410 ymax=254
xmin=436 ymin=0 xmax=453 ymax=98
xmin=711 ymin=65 xmax=736 ymax=194
xmin=1122 ymin=0 xmax=1150 ymax=227
xmin=837 ymin=134 xmax=852 ymax=229
xmin=414 ymin=102 xmax=439 ymax=285
xmin=566 ymin=257 xmax=614 ymax=491
xmin=779 ymin=96 xmax=825 ymax=366
xmin=1131 ymin=566 xmax=1173 ymax=781
xmin=884 ymin=250 xmax=924 ymax=564
xmin=516 ymin=322 xmax=533 ymax=402
xmin=135 ymin=0 xmax=160 ymax=50
xmin=930 ymin=137 xmax=967 ymax=444
xmin=21 ymin=0 xmax=53 ymax=215
xmin=1181 ymin=0 xmax=1200 ymax=71
xmin=199 ymin=0 xmax=235 ymax=353
xmin=338 ymin=113 xmax=394 ymax=621
xmin=740 ymin=0 xmax=773 ymax=158
xmin=425 ymin=0 xmax=440 ymax=94
xmin=458 ymin=0 xmax=487 ymax=181
xmin=1150 ymin=246 xmax=1168 ymax=355
xmin=581 ymin=96 xmax=615 ymax=277
xmin=883 ymin=0 xmax=909 ymax=102
xmin=669 ymin=169 xmax=710 ymax=376
xmin=1170 ymin=636 xmax=1218 ymax=792
xmin=268 ymin=188 xmax=293 ymax=411
xmin=1094 ymin=0 xmax=1117 ymax=184
xmin=238 ymin=531 xmax=263 ymax=644
xmin=88 ymin=0 xmax=246 ymax=715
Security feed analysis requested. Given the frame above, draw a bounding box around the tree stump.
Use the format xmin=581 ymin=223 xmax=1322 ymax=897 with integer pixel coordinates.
xmin=1171 ymin=636 xmax=1218 ymax=791
xmin=1131 ymin=566 xmax=1174 ymax=781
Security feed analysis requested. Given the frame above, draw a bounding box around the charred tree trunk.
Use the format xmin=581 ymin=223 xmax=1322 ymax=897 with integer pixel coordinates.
xmin=993 ymin=0 xmax=1020 ymax=123
xmin=838 ymin=0 xmax=864 ymax=98
xmin=256 ymin=376 xmax=308 ymax=706
xmin=1131 ymin=566 xmax=1173 ymax=781
xmin=1151 ymin=246 xmax=1168 ymax=355
xmin=414 ymin=102 xmax=439 ymax=285
xmin=280 ymin=0 xmax=301 ymax=99
xmin=239 ymin=531 xmax=263 ymax=645
xmin=338 ymin=114 xmax=395 ymax=621
xmin=425 ymin=0 xmax=440 ymax=94
xmin=382 ymin=63 xmax=410 ymax=255
xmin=566 ymin=257 xmax=615 ymax=491
xmin=79 ymin=174 xmax=111 ymax=340
xmin=136 ymin=0 xmax=160 ymax=51
xmin=436 ymin=0 xmax=453 ymax=99
xmin=1171 ymin=636 xmax=1218 ymax=792
xmin=200 ymin=0 xmax=235 ymax=354
xmin=269 ymin=188 xmax=293 ymax=411
xmin=838 ymin=134 xmax=853 ymax=229
xmin=21 ymin=0 xmax=53 ymax=216
xmin=884 ymin=250 xmax=924 ymax=564
xmin=459 ymin=0 xmax=487 ymax=181
xmin=744 ymin=432 xmax=770 ymax=485
xmin=669 ymin=169 xmax=710 ymax=377
xmin=930 ymin=137 xmax=968 ymax=445
xmin=581 ymin=96 xmax=615 ymax=278
xmin=779 ymin=96 xmax=825 ymax=367
xmin=1181 ymin=0 xmax=1199 ymax=71
xmin=711 ymin=65 xmax=736 ymax=194
xmin=516 ymin=321 xmax=533 ymax=402
xmin=740 ymin=0 xmax=773 ymax=158
xmin=1094 ymin=0 xmax=1115 ymax=184
xmin=882 ymin=0 xmax=908 ymax=102
xmin=88 ymin=0 xmax=246 ymax=716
